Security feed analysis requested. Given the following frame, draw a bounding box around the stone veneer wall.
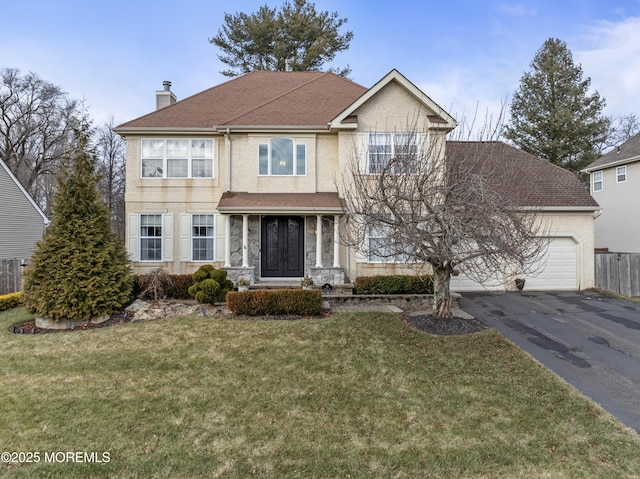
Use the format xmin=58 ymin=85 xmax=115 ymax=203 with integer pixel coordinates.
xmin=228 ymin=215 xmax=260 ymax=268
xmin=225 ymin=214 xmax=344 ymax=284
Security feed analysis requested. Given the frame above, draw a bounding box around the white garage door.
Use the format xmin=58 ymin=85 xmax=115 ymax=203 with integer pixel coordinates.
xmin=526 ymin=237 xmax=577 ymax=290
xmin=450 ymin=237 xmax=578 ymax=292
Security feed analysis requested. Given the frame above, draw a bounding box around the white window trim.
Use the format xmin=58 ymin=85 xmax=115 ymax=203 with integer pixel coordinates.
xmin=366 ymin=223 xmax=410 ymax=263
xmin=592 ymin=170 xmax=603 ymax=192
xmin=139 ymin=213 xmax=163 ymax=262
xmin=360 ymin=132 xmax=423 ymax=175
xmin=133 ymin=213 xmax=173 ymax=262
xmin=140 ymin=138 xmax=214 ymax=179
xmin=616 ymin=165 xmax=627 ymax=183
xmin=257 ymin=138 xmax=307 ymax=176
xmin=191 ymin=213 xmax=215 ymax=262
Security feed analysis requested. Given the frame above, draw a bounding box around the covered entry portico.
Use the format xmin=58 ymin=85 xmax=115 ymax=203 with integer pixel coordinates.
xmin=217 ymin=192 xmax=346 ymax=285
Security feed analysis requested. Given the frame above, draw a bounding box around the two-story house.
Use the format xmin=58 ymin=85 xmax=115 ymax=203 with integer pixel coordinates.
xmin=583 ymin=132 xmax=640 ymax=253
xmin=115 ymin=69 xmax=598 ymax=291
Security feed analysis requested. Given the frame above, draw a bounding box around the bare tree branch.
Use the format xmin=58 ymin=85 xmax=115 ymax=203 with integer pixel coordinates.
xmin=340 ymin=108 xmax=548 ymax=318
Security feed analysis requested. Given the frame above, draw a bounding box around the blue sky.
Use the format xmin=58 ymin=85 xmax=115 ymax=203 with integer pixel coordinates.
xmin=2 ymin=0 xmax=639 ymax=131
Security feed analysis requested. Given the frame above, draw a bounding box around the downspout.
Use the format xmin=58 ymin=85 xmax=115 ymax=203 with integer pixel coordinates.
xmin=226 ymin=127 xmax=232 ymax=191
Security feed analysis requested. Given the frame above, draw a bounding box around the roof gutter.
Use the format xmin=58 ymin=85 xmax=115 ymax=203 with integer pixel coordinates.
xmin=217 ymin=206 xmax=345 ymax=215
xmin=582 ymin=154 xmax=640 ymax=173
xmin=113 ymin=127 xmax=218 ymax=136
xmin=520 ymin=206 xmax=602 ymax=212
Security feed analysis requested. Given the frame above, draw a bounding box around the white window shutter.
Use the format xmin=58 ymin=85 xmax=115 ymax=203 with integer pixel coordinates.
xmin=163 ymin=213 xmax=173 ymax=262
xmin=180 ymin=214 xmax=191 ymax=262
xmin=215 ymin=214 xmax=226 ymax=262
xmin=128 ymin=214 xmax=139 ymax=261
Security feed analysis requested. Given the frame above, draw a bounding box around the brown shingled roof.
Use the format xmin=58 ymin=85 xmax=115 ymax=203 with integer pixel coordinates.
xmin=117 ymin=71 xmax=367 ymax=130
xmin=446 ymin=141 xmax=599 ymax=209
xmin=584 ymin=131 xmax=640 ymax=171
xmin=217 ymin=192 xmax=345 ymax=213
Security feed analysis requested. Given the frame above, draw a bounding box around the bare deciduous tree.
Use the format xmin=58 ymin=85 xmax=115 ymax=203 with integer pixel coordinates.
xmin=341 ymin=113 xmax=548 ymax=319
xmin=603 ymin=113 xmax=640 ymax=151
xmin=95 ymin=117 xmax=126 ymax=239
xmin=0 ymin=68 xmax=80 ymax=215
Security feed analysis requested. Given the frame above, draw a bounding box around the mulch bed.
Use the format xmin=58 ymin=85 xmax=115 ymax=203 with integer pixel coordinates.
xmin=404 ymin=313 xmax=487 ymax=336
xmin=8 ymin=311 xmax=132 ymax=334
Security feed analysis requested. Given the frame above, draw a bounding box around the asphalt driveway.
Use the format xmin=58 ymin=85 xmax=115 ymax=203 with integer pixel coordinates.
xmin=460 ymin=290 xmax=640 ymax=434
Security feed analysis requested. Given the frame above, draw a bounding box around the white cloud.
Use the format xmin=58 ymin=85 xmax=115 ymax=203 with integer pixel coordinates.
xmin=576 ymin=16 xmax=640 ymax=117
xmin=496 ymin=4 xmax=538 ymax=17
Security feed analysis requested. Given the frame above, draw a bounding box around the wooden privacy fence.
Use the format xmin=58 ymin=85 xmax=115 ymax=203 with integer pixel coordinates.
xmin=0 ymin=259 xmax=23 ymax=295
xmin=595 ymin=252 xmax=640 ymax=297
xmin=0 ymin=259 xmax=24 ymax=295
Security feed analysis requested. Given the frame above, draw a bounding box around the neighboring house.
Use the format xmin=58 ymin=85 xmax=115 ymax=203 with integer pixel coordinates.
xmin=0 ymin=158 xmax=50 ymax=261
xmin=583 ymin=132 xmax=640 ymax=253
xmin=115 ymin=69 xmax=598 ymax=291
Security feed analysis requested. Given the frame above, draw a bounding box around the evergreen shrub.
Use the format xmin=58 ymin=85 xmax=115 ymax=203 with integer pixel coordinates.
xmin=0 ymin=292 xmax=23 ymax=311
xmin=226 ymin=289 xmax=323 ymax=316
xmin=188 ymin=265 xmax=233 ymax=304
xmin=22 ymin=126 xmax=132 ymax=322
xmin=354 ymin=275 xmax=434 ymax=295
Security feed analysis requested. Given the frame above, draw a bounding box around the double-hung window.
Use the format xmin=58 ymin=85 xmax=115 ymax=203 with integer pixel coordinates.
xmin=616 ymin=166 xmax=627 ymax=183
xmin=367 ymin=133 xmax=419 ymax=174
xmin=141 ymin=140 xmax=164 ymax=177
xmin=141 ymin=139 xmax=214 ymax=178
xmin=140 ymin=214 xmax=163 ymax=261
xmin=368 ymin=223 xmax=409 ymax=263
xmin=258 ymin=137 xmax=306 ymax=176
xmin=167 ymin=140 xmax=188 ymax=177
xmin=192 ymin=214 xmax=214 ymax=261
xmin=592 ymin=171 xmax=603 ymax=192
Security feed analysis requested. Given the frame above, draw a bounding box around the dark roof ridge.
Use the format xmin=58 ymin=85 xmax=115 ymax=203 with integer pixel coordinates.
xmin=221 ymin=71 xmax=334 ymax=125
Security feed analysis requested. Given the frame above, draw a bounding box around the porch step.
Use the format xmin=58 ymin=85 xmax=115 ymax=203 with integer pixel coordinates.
xmin=249 ymin=281 xmax=299 ymax=290
xmin=249 ymin=282 xmax=355 ymax=294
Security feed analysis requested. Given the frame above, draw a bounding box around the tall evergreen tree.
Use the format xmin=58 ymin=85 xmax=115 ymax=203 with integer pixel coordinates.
xmin=23 ymin=124 xmax=132 ymax=322
xmin=210 ymin=0 xmax=353 ymax=77
xmin=504 ymin=38 xmax=610 ymax=173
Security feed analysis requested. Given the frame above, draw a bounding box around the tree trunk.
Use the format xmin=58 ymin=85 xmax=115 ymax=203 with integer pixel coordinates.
xmin=432 ymin=267 xmax=452 ymax=319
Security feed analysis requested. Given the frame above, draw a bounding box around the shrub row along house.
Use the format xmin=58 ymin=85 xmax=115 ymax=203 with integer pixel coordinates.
xmin=115 ymin=69 xmax=598 ymax=291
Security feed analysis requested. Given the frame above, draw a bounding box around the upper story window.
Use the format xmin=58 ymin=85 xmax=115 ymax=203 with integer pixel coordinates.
xmin=616 ymin=165 xmax=627 ymax=183
xmin=592 ymin=170 xmax=603 ymax=192
xmin=258 ymin=137 xmax=306 ymax=176
xmin=141 ymin=139 xmax=214 ymax=178
xmin=367 ymin=133 xmax=419 ymax=174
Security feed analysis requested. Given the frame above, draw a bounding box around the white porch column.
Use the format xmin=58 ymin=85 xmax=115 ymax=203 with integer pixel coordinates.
xmin=333 ymin=215 xmax=341 ymax=268
xmin=224 ymin=215 xmax=231 ymax=268
xmin=315 ymin=215 xmax=323 ymax=268
xmin=242 ymin=214 xmax=249 ymax=268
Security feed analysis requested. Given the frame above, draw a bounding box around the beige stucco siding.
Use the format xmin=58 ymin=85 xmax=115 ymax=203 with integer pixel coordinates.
xmin=591 ymin=162 xmax=640 ymax=253
xmin=537 ymin=211 xmax=596 ymax=289
xmin=352 ymin=81 xmax=436 ymax=132
xmin=347 ymin=211 xmax=596 ymax=290
xmin=124 ymin=135 xmax=226 ymax=275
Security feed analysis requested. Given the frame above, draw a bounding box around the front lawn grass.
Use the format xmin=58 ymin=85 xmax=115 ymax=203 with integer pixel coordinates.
xmin=1 ymin=308 xmax=639 ymax=478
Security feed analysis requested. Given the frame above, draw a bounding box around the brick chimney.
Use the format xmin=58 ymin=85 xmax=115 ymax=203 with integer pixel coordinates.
xmin=156 ymin=81 xmax=176 ymax=110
